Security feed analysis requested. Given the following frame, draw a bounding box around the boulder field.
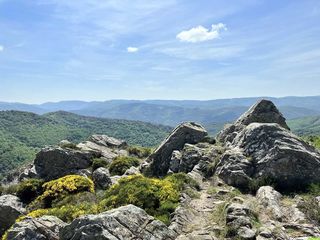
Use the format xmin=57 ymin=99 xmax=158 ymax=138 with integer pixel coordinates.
xmin=1 ymin=99 xmax=320 ymax=239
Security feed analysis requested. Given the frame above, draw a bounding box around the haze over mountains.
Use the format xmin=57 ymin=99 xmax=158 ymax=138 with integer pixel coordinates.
xmin=1 ymin=96 xmax=320 ymax=127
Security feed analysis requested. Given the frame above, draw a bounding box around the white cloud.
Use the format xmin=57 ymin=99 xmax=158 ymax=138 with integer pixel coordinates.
xmin=0 ymin=45 xmax=4 ymax=52
xmin=127 ymin=47 xmax=139 ymax=53
xmin=176 ymin=23 xmax=227 ymax=43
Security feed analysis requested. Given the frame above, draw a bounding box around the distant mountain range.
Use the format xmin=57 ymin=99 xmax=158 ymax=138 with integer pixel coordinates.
xmin=1 ymin=96 xmax=320 ymax=126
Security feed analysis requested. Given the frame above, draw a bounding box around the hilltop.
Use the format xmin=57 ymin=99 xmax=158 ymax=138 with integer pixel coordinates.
xmin=1 ymin=99 xmax=320 ymax=239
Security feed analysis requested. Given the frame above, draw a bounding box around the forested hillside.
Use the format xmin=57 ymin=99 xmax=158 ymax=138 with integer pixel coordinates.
xmin=0 ymin=111 xmax=171 ymax=179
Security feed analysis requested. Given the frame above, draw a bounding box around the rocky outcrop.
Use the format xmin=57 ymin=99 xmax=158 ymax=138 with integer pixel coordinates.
xmin=226 ymin=203 xmax=257 ymax=239
xmin=60 ymin=204 xmax=176 ymax=240
xmin=89 ymin=135 xmax=127 ymax=148
xmin=142 ymin=122 xmax=208 ymax=176
xmin=216 ymin=100 xmax=320 ymax=191
xmin=34 ymin=147 xmax=97 ymax=181
xmin=256 ymin=186 xmax=283 ymax=221
xmin=4 ymin=216 xmax=66 ymax=240
xmin=0 ymin=195 xmax=26 ymax=236
xmin=92 ymin=167 xmax=112 ymax=190
xmin=77 ymin=135 xmax=127 ymax=161
xmin=216 ymin=149 xmax=254 ymax=189
xmin=218 ymin=99 xmax=289 ymax=144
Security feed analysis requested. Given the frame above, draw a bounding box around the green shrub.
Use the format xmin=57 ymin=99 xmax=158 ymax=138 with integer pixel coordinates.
xmin=60 ymin=142 xmax=79 ymax=150
xmin=2 ymin=184 xmax=19 ymax=195
xmin=16 ymin=178 xmax=44 ymax=204
xmin=99 ymin=173 xmax=198 ymax=225
xmin=303 ymin=135 xmax=320 ymax=150
xmin=92 ymin=158 xmax=109 ymax=171
xmin=26 ymin=202 xmax=98 ymax=222
xmin=109 ymin=156 xmax=140 ymax=176
xmin=127 ymin=146 xmax=153 ymax=158
xmin=0 ymin=185 xmax=4 ymax=195
xmin=164 ymin=172 xmax=200 ymax=191
xmin=299 ymin=183 xmax=320 ymax=224
xmin=34 ymin=175 xmax=94 ymax=208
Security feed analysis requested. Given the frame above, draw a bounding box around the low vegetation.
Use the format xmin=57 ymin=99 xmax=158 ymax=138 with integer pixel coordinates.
xmin=108 ymin=156 xmax=140 ymax=176
xmin=16 ymin=178 xmax=44 ymax=204
xmin=299 ymin=184 xmax=320 ymax=224
xmin=32 ymin=175 xmax=95 ymax=208
xmin=92 ymin=158 xmax=109 ymax=171
xmin=127 ymin=145 xmax=153 ymax=158
xmin=100 ymin=173 xmax=199 ymax=225
xmin=302 ymin=135 xmax=320 ymax=150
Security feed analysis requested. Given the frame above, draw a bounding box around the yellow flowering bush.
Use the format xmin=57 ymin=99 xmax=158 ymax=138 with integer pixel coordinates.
xmin=26 ymin=202 xmax=98 ymax=222
xmin=35 ymin=175 xmax=94 ymax=207
xmin=99 ymin=173 xmax=197 ymax=225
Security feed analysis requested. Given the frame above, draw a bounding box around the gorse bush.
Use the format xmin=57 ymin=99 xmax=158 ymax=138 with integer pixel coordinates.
xmin=99 ymin=173 xmax=197 ymax=225
xmin=16 ymin=178 xmax=44 ymax=204
xmin=109 ymin=156 xmax=140 ymax=176
xmin=127 ymin=146 xmax=153 ymax=158
xmin=26 ymin=202 xmax=98 ymax=223
xmin=92 ymin=158 xmax=109 ymax=171
xmin=34 ymin=175 xmax=94 ymax=208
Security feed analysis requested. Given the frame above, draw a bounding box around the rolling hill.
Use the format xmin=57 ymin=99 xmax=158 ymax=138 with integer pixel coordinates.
xmin=0 ymin=111 xmax=171 ymax=179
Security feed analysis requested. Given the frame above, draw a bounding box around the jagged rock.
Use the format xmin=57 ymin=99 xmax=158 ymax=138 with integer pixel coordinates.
xmin=18 ymin=164 xmax=39 ymax=181
xmin=216 ymin=100 xmax=320 ymax=191
xmin=60 ymin=204 xmax=176 ymax=240
xmin=233 ymin=123 xmax=320 ymax=190
xmin=77 ymin=135 xmax=127 ymax=161
xmin=0 ymin=195 xmax=26 ymax=236
xmin=92 ymin=167 xmax=112 ymax=190
xmin=4 ymin=215 xmax=66 ymax=240
xmin=124 ymin=166 xmax=140 ymax=175
xmin=34 ymin=147 xmax=97 ymax=181
xmin=216 ymin=149 xmax=253 ymax=189
xmin=142 ymin=122 xmax=208 ymax=177
xmin=90 ymin=135 xmax=127 ymax=148
xmin=59 ymin=139 xmax=72 ymax=146
xmin=226 ymin=203 xmax=257 ymax=239
xmin=74 ymin=169 xmax=91 ymax=178
xmin=316 ymin=196 xmax=320 ymax=206
xmin=218 ymin=99 xmax=289 ymax=144
xmin=169 ymin=150 xmax=182 ymax=173
xmin=256 ymin=186 xmax=283 ymax=221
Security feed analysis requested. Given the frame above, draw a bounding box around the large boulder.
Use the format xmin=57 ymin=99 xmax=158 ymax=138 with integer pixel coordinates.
xmin=142 ymin=122 xmax=208 ymax=176
xmin=216 ymin=100 xmax=320 ymax=191
xmin=77 ymin=135 xmax=127 ymax=161
xmin=218 ymin=99 xmax=289 ymax=144
xmin=4 ymin=215 xmax=66 ymax=240
xmin=0 ymin=195 xmax=26 ymax=236
xmin=34 ymin=147 xmax=97 ymax=181
xmin=217 ymin=123 xmax=320 ymax=190
xmin=60 ymin=204 xmax=176 ymax=240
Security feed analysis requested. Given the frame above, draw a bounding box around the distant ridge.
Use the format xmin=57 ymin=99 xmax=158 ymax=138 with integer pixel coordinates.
xmin=1 ymin=96 xmax=320 ymax=126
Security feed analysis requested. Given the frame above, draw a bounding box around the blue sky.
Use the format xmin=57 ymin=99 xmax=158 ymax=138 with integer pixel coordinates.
xmin=0 ymin=0 xmax=320 ymax=103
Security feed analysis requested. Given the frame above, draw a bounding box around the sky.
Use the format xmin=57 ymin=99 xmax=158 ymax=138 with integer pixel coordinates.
xmin=0 ymin=0 xmax=320 ymax=103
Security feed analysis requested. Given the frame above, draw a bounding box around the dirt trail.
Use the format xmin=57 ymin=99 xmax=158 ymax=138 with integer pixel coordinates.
xmin=175 ymin=181 xmax=226 ymax=240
